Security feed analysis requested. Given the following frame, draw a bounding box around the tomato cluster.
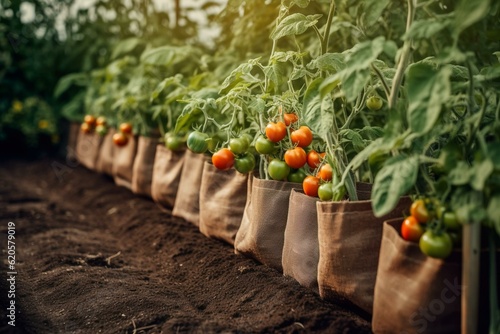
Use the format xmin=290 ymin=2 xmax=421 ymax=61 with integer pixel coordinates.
xmin=113 ymin=122 xmax=133 ymax=147
xmin=400 ymin=198 xmax=461 ymax=259
xmin=210 ymin=134 xmax=256 ymax=174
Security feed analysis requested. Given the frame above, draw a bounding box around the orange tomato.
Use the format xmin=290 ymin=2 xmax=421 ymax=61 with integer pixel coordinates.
xmin=303 ymin=175 xmax=320 ymax=197
xmin=318 ymin=164 xmax=333 ymax=181
xmin=284 ymin=147 xmax=307 ymax=169
xmin=212 ymin=148 xmax=235 ymax=171
xmin=291 ymin=126 xmax=313 ymax=148
xmin=265 ymin=121 xmax=287 ymax=143
xmin=284 ymin=113 xmax=299 ymax=126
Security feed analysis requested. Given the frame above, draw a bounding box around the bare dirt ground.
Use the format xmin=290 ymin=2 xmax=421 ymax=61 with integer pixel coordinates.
xmin=0 ymin=158 xmax=371 ymax=334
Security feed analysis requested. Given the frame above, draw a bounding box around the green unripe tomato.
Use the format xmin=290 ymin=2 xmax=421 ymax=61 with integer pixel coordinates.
xmin=255 ymin=136 xmax=276 ymax=155
xmin=165 ymin=133 xmax=185 ymax=151
xmin=234 ymin=152 xmax=256 ymax=174
xmin=268 ymin=159 xmax=290 ymax=181
xmin=229 ymin=137 xmax=249 ymax=155
xmin=419 ymin=230 xmax=453 ymax=259
xmin=318 ymin=182 xmax=334 ymax=201
xmin=287 ymin=169 xmax=307 ymax=183
xmin=366 ymin=96 xmax=383 ymax=111
xmin=95 ymin=124 xmax=108 ymax=136
xmin=187 ymin=131 xmax=209 ymax=153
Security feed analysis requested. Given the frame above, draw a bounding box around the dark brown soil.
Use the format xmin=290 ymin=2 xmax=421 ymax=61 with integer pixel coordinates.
xmin=0 ymin=158 xmax=372 ymax=334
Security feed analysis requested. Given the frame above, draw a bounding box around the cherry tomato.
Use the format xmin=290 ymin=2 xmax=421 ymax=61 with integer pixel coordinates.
xmin=96 ymin=116 xmax=107 ymax=126
xmin=410 ymin=199 xmax=431 ymax=223
xmin=84 ymin=115 xmax=96 ymax=126
xmin=187 ymin=131 xmax=209 ymax=153
xmin=318 ymin=182 xmax=333 ymax=201
xmin=212 ymin=148 xmax=235 ymax=171
xmin=401 ymin=216 xmax=425 ymax=242
xmin=165 ymin=133 xmax=185 ymax=151
xmin=284 ymin=113 xmax=299 ymax=126
xmin=437 ymin=207 xmax=461 ymax=230
xmin=307 ymin=150 xmax=324 ymax=169
xmin=303 ymin=175 xmax=320 ymax=197
xmin=255 ymin=136 xmax=276 ymax=155
xmin=80 ymin=122 xmax=92 ymax=134
xmin=290 ymin=126 xmax=313 ymax=148
xmin=265 ymin=121 xmax=287 ymax=143
xmin=95 ymin=124 xmax=108 ymax=136
xmin=119 ymin=122 xmax=133 ymax=135
xmin=287 ymin=169 xmax=307 ymax=183
xmin=318 ymin=164 xmax=333 ymax=181
xmin=229 ymin=137 xmax=249 ymax=155
xmin=113 ymin=132 xmax=128 ymax=147
xmin=268 ymin=159 xmax=290 ymax=181
xmin=284 ymin=147 xmax=307 ymax=169
xmin=366 ymin=96 xmax=383 ymax=111
xmin=419 ymin=230 xmax=453 ymax=259
xmin=234 ymin=153 xmax=256 ymax=174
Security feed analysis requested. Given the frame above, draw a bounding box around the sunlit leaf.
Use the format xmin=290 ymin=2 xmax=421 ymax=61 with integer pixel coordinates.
xmin=270 ymin=13 xmax=322 ymax=40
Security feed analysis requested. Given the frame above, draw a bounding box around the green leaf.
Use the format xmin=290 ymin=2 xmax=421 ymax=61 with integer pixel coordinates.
xmin=294 ymin=0 xmax=310 ymax=8
xmin=453 ymin=0 xmax=491 ymax=38
xmin=270 ymin=13 xmax=322 ymax=40
xmin=339 ymin=129 xmax=365 ymax=152
xmin=307 ymin=53 xmax=346 ymax=73
xmin=406 ymin=63 xmax=452 ymax=134
xmin=341 ymin=68 xmax=371 ymax=102
xmin=403 ymin=18 xmax=451 ymax=40
xmin=470 ymin=159 xmax=494 ymax=191
xmin=140 ymin=46 xmax=176 ymax=66
xmin=345 ymin=36 xmax=386 ymax=71
xmin=302 ymin=77 xmax=334 ymax=141
xmin=362 ymin=0 xmax=391 ymax=27
xmin=450 ymin=187 xmax=487 ymax=223
xmin=111 ymin=38 xmax=142 ymax=60
xmin=54 ymin=73 xmax=88 ymax=98
xmin=487 ymin=194 xmax=500 ymax=235
xmin=372 ymin=154 xmax=419 ymax=217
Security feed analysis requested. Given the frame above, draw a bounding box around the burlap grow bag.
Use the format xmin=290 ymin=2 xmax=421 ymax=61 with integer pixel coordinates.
xmin=199 ymin=162 xmax=248 ymax=246
xmin=131 ymin=136 xmax=159 ymax=197
xmin=67 ymin=122 xmax=80 ymax=157
xmin=112 ymin=135 xmax=138 ymax=189
xmin=282 ymin=189 xmax=320 ymax=291
xmin=76 ymin=131 xmax=103 ymax=171
xmin=95 ymin=129 xmax=115 ymax=176
xmin=150 ymin=145 xmax=185 ymax=210
xmin=371 ymin=218 xmax=462 ymax=333
xmin=317 ymin=196 xmax=412 ymax=315
xmin=234 ymin=176 xmax=302 ymax=272
xmin=172 ymin=150 xmax=209 ymax=226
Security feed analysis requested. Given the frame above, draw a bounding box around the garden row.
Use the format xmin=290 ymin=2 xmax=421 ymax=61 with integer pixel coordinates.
xmin=59 ymin=0 xmax=500 ymax=333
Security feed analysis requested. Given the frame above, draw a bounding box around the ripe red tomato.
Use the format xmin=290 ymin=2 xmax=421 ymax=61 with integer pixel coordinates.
xmin=265 ymin=121 xmax=287 ymax=143
xmin=290 ymin=126 xmax=313 ymax=148
xmin=317 ymin=164 xmax=333 ymax=181
xmin=84 ymin=115 xmax=96 ymax=126
xmin=307 ymin=150 xmax=324 ymax=169
xmin=113 ymin=132 xmax=128 ymax=146
xmin=119 ymin=122 xmax=133 ymax=135
xmin=284 ymin=147 xmax=307 ymax=169
xmin=81 ymin=122 xmax=92 ymax=134
xmin=410 ymin=199 xmax=431 ymax=223
xmin=303 ymin=175 xmax=320 ymax=197
xmin=401 ymin=216 xmax=425 ymax=242
xmin=284 ymin=113 xmax=299 ymax=126
xmin=212 ymin=148 xmax=235 ymax=171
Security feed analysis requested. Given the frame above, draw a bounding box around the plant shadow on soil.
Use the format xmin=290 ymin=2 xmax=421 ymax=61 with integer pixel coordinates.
xmin=0 ymin=158 xmax=371 ymax=334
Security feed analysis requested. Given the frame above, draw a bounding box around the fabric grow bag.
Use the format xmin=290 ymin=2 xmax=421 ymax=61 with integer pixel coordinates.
xmin=234 ymin=176 xmax=302 ymax=272
xmin=76 ymin=131 xmax=103 ymax=171
xmin=95 ymin=129 xmax=115 ymax=176
xmin=199 ymin=162 xmax=248 ymax=246
xmin=112 ymin=134 xmax=138 ymax=189
xmin=131 ymin=136 xmax=159 ymax=197
xmin=150 ymin=145 xmax=185 ymax=210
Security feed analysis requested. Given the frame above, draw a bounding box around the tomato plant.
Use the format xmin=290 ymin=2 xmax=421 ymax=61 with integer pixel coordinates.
xmin=265 ymin=122 xmax=287 ymax=143
xmin=187 ymin=131 xmax=209 ymax=154
xmin=212 ymin=148 xmax=235 ymax=171
xmin=268 ymin=159 xmax=290 ymax=181
xmin=401 ymin=216 xmax=424 ymax=243
xmin=303 ymin=175 xmax=320 ymax=197
xmin=290 ymin=126 xmax=313 ymax=148
xmin=284 ymin=147 xmax=307 ymax=169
